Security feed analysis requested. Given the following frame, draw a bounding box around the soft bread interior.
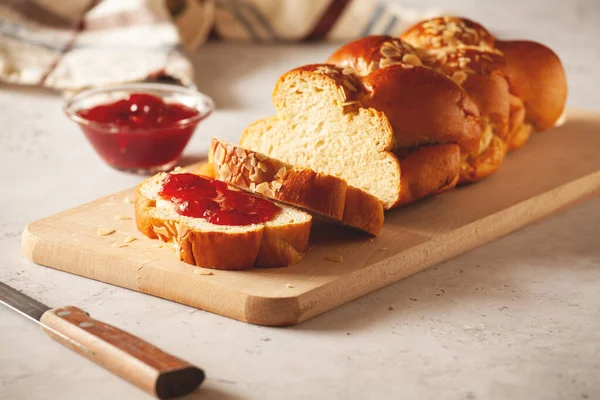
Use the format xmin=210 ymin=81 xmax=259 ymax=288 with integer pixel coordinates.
xmin=141 ymin=172 xmax=311 ymax=233
xmin=240 ymin=72 xmax=401 ymax=209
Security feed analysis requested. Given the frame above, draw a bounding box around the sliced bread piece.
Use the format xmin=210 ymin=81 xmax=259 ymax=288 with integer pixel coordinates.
xmin=211 ymin=138 xmax=384 ymax=235
xmin=136 ymin=169 xmax=312 ymax=270
xmin=239 ymin=65 xmax=401 ymax=209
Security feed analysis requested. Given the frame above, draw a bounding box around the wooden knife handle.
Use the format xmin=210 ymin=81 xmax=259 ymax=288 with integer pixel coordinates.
xmin=40 ymin=306 xmax=204 ymax=399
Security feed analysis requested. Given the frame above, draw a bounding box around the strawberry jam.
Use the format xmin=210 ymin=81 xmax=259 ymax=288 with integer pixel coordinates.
xmin=76 ymin=93 xmax=203 ymax=171
xmin=159 ymin=173 xmax=281 ymax=226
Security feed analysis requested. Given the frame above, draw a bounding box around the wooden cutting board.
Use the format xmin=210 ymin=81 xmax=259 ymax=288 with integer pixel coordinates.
xmin=22 ymin=109 xmax=600 ymax=326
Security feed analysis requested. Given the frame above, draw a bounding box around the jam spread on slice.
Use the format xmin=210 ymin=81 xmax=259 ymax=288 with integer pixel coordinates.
xmin=76 ymin=94 xmax=203 ymax=170
xmin=77 ymin=93 xmax=199 ymax=130
xmin=159 ymin=173 xmax=281 ymax=226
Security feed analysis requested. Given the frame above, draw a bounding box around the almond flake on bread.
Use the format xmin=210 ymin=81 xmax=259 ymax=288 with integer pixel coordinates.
xmin=210 ymin=138 xmax=384 ymax=235
xmin=135 ymin=170 xmax=312 ymax=270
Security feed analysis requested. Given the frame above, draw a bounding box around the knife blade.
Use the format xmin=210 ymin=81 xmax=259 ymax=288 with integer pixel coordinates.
xmin=0 ymin=281 xmax=204 ymax=399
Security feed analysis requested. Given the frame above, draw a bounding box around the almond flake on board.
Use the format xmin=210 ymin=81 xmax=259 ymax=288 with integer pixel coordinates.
xmin=97 ymin=227 xmax=116 ymax=236
xmin=193 ymin=267 xmax=214 ymax=276
xmin=123 ymin=236 xmax=136 ymax=244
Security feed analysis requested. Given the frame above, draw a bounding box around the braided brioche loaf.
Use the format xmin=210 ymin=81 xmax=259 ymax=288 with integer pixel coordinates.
xmin=240 ymin=16 xmax=567 ymax=209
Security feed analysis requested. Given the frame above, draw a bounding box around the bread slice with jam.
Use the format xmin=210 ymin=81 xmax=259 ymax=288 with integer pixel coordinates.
xmin=135 ymin=169 xmax=312 ymax=270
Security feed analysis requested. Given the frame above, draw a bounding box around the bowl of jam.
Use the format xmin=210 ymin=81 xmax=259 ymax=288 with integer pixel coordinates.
xmin=64 ymin=83 xmax=214 ymax=174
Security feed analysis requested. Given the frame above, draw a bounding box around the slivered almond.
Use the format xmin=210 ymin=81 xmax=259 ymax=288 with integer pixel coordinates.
xmin=231 ymin=173 xmax=241 ymax=185
xmin=213 ymin=144 xmax=226 ymax=164
xmin=242 ymin=157 xmax=253 ymax=170
xmin=123 ymin=236 xmax=136 ymax=244
xmin=255 ymin=182 xmax=272 ymax=196
xmin=255 ymin=153 xmax=268 ymax=162
xmin=97 ymin=227 xmax=115 ymax=236
xmin=342 ymin=79 xmax=357 ymax=92
xmin=250 ymin=155 xmax=258 ymax=167
xmin=152 ymin=225 xmax=169 ymax=238
xmin=256 ymin=161 xmax=268 ymax=172
xmin=219 ymin=163 xmax=232 ymax=181
xmin=402 ymin=53 xmax=422 ymax=66
xmin=275 ymin=167 xmax=288 ymax=180
xmin=271 ymin=181 xmax=282 ymax=191
xmin=193 ymin=267 xmax=214 ymax=276
xmin=380 ymin=42 xmax=402 ymax=58
xmin=235 ymin=147 xmax=247 ymax=158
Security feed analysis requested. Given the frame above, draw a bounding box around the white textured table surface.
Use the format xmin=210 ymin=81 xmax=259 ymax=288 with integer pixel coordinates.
xmin=1 ymin=1 xmax=600 ymax=399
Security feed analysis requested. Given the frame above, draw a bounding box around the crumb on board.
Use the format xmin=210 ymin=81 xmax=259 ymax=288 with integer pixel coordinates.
xmin=123 ymin=196 xmax=134 ymax=204
xmin=286 ymin=283 xmax=295 ymax=288
xmin=380 ymin=248 xmax=388 ymax=251
xmin=114 ymin=215 xmax=132 ymax=221
xmin=325 ymin=255 xmax=343 ymax=262
xmin=97 ymin=227 xmax=116 ymax=236
xmin=111 ymin=242 xmax=128 ymax=248
xmin=123 ymin=235 xmax=136 ymax=243
xmin=193 ymin=267 xmax=214 ymax=276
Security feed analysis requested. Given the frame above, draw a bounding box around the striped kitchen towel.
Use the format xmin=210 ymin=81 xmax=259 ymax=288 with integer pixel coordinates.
xmin=0 ymin=0 xmax=439 ymax=91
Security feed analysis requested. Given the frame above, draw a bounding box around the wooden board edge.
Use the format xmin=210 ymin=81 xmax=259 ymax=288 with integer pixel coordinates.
xmin=21 ymin=223 xmax=40 ymax=264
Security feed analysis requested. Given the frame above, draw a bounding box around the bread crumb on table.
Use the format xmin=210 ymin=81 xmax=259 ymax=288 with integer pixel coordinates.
xmin=123 ymin=235 xmax=136 ymax=243
xmin=114 ymin=215 xmax=132 ymax=221
xmin=193 ymin=267 xmax=214 ymax=276
xmin=97 ymin=227 xmax=115 ymax=236
xmin=111 ymin=242 xmax=128 ymax=248
xmin=286 ymin=283 xmax=295 ymax=288
xmin=123 ymin=196 xmax=134 ymax=204
xmin=325 ymin=255 xmax=343 ymax=262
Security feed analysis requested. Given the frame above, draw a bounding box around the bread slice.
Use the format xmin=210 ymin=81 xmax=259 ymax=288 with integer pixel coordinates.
xmin=210 ymin=138 xmax=384 ymax=235
xmin=135 ymin=169 xmax=312 ymax=270
xmin=239 ymin=65 xmax=401 ymax=209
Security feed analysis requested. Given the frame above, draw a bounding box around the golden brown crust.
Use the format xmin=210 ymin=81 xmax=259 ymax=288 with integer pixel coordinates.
xmin=134 ymin=174 xmax=312 ymax=270
xmin=394 ymin=144 xmax=461 ymax=206
xmin=360 ymin=65 xmax=481 ymax=153
xmin=342 ymin=186 xmax=385 ymax=235
xmin=211 ymin=138 xmax=384 ymax=235
xmin=497 ymin=40 xmax=568 ymax=132
xmin=460 ymin=134 xmax=506 ymax=183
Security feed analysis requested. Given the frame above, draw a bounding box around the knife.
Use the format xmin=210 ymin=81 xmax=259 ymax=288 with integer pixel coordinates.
xmin=0 ymin=281 xmax=204 ymax=399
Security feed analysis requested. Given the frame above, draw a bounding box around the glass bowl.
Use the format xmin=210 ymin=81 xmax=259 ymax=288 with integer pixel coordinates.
xmin=64 ymin=83 xmax=214 ymax=174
